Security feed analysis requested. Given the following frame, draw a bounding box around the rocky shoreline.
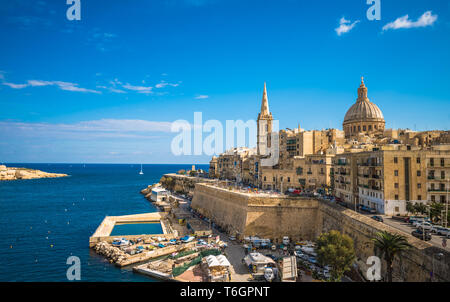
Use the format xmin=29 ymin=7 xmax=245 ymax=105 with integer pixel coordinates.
xmin=0 ymin=165 xmax=68 ymax=181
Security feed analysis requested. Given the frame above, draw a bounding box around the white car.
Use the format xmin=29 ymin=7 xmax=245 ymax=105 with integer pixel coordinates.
xmin=435 ymin=227 xmax=450 ymax=236
xmin=413 ymin=221 xmax=431 ymax=228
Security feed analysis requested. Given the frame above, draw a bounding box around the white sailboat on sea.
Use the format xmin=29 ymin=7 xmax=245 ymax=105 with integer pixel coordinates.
xmin=139 ymin=164 xmax=144 ymax=175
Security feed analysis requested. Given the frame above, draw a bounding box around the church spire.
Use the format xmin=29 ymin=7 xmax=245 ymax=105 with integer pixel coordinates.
xmin=260 ymin=82 xmax=270 ymax=117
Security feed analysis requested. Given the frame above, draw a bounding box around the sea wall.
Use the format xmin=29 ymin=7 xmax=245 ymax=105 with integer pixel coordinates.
xmin=161 ymin=174 xmax=216 ymax=196
xmin=191 ymin=183 xmax=450 ymax=281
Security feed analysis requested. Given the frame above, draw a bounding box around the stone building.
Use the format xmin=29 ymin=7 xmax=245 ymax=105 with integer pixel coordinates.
xmin=334 ymin=145 xmax=450 ymax=215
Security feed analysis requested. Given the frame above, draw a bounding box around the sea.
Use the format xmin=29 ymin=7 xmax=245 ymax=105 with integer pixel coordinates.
xmin=0 ymin=163 xmax=208 ymax=282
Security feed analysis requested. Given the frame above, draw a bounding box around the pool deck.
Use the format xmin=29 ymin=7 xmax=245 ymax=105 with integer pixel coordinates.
xmin=89 ymin=212 xmax=170 ymax=247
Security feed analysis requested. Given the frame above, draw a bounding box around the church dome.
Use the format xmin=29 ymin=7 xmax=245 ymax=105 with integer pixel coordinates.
xmin=343 ymin=78 xmax=384 ymax=124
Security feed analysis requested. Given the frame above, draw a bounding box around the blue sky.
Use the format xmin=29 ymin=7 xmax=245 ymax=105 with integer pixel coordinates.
xmin=0 ymin=0 xmax=449 ymax=164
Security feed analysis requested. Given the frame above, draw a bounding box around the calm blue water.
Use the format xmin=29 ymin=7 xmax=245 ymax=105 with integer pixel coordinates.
xmin=110 ymin=222 xmax=163 ymax=236
xmin=0 ymin=163 xmax=208 ymax=282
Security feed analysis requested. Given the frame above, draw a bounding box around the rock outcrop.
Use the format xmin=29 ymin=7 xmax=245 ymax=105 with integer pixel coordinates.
xmin=0 ymin=165 xmax=68 ymax=181
xmin=93 ymin=242 xmax=128 ymax=265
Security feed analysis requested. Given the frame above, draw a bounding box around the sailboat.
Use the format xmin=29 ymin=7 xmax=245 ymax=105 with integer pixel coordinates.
xmin=139 ymin=164 xmax=144 ymax=175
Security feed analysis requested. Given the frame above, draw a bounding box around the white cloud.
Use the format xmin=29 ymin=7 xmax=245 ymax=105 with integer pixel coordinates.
xmin=335 ymin=17 xmax=360 ymax=36
xmin=383 ymin=11 xmax=438 ymax=31
xmin=155 ymin=81 xmax=180 ymax=88
xmin=122 ymin=83 xmax=153 ymax=94
xmin=0 ymin=119 xmax=174 ymax=140
xmin=195 ymin=95 xmax=209 ymax=99
xmin=3 ymin=82 xmax=28 ymax=89
xmin=2 ymin=79 xmax=101 ymax=93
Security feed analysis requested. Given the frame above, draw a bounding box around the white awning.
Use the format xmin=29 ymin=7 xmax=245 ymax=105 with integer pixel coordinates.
xmin=205 ymin=255 xmax=221 ymax=267
xmin=205 ymin=255 xmax=230 ymax=267
xmin=216 ymin=255 xmax=231 ymax=267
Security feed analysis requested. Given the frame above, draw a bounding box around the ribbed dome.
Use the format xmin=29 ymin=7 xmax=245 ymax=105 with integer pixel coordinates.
xmin=343 ymin=78 xmax=384 ymax=124
xmin=344 ymin=101 xmax=384 ymax=123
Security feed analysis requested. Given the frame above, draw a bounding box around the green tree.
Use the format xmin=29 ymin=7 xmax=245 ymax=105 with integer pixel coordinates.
xmin=414 ymin=203 xmax=427 ymax=215
xmin=430 ymin=202 xmax=444 ymax=223
xmin=406 ymin=202 xmax=416 ymax=215
xmin=372 ymin=231 xmax=411 ymax=282
xmin=316 ymin=230 xmax=356 ymax=282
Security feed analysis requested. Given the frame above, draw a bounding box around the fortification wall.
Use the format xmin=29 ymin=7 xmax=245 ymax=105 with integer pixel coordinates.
xmin=191 ymin=184 xmax=250 ymax=235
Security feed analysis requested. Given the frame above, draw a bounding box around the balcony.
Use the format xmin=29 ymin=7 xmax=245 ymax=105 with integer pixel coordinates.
xmin=428 ymin=189 xmax=448 ymax=193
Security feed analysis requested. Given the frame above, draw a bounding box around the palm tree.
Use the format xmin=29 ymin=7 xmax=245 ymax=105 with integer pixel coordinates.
xmin=406 ymin=202 xmax=416 ymax=215
xmin=372 ymin=231 xmax=411 ymax=282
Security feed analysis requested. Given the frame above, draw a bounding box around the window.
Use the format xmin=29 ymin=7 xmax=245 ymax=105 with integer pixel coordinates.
xmin=441 ymin=158 xmax=445 ymax=167
xmin=441 ymin=171 xmax=445 ymax=180
xmin=395 ymin=207 xmax=399 ymax=212
xmin=395 ymin=195 xmax=399 ymax=200
xmin=418 ymin=195 xmax=422 ymax=201
xmin=264 ymin=176 xmax=266 ymax=181
xmin=363 ymin=126 xmax=367 ymax=131
xmin=395 ymin=183 xmax=399 ymax=189
xmin=374 ymin=125 xmax=377 ymax=129
xmin=417 ymin=183 xmax=421 ymax=189
xmin=394 ymin=157 xmax=398 ymax=164
xmin=394 ymin=170 xmax=399 ymax=176
xmin=369 ymin=125 xmax=372 ymax=131
xmin=430 ymin=158 xmax=434 ymax=166
xmin=358 ymin=126 xmax=361 ymax=131
xmin=287 ymin=177 xmax=290 ymax=183
xmin=441 ymin=196 xmax=446 ymax=203
xmin=273 ymin=177 xmax=275 ymax=182
xmin=417 ymin=171 xmax=421 ymax=177
xmin=280 ymin=177 xmax=283 ymax=182
xmin=431 ymin=195 xmax=435 ymax=202
xmin=416 ymin=157 xmax=421 ymax=164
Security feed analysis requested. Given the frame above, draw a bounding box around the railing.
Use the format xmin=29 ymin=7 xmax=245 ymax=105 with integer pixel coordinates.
xmin=428 ymin=189 xmax=448 ymax=193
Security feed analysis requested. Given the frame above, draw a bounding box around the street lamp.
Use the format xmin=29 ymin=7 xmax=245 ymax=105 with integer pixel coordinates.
xmin=445 ymin=178 xmax=449 ymax=228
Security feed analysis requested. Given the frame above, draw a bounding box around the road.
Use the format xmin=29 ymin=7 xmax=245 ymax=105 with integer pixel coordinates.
xmin=358 ymin=213 xmax=450 ymax=252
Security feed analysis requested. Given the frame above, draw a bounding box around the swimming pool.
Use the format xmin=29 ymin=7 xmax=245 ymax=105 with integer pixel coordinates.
xmin=110 ymin=222 xmax=163 ymax=236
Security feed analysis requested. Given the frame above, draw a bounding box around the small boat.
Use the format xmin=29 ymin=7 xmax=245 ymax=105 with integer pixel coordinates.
xmin=139 ymin=164 xmax=144 ymax=175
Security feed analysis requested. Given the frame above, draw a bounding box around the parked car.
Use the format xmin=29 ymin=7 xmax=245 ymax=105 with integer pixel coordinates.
xmin=435 ymin=227 xmax=450 ymax=236
xmin=371 ymin=216 xmax=384 ymax=222
xmin=411 ymin=229 xmax=432 ymax=241
xmin=415 ymin=222 xmax=433 ymax=231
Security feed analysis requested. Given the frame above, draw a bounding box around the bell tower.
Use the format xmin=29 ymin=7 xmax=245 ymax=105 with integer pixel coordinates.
xmin=257 ymin=82 xmax=273 ymax=156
